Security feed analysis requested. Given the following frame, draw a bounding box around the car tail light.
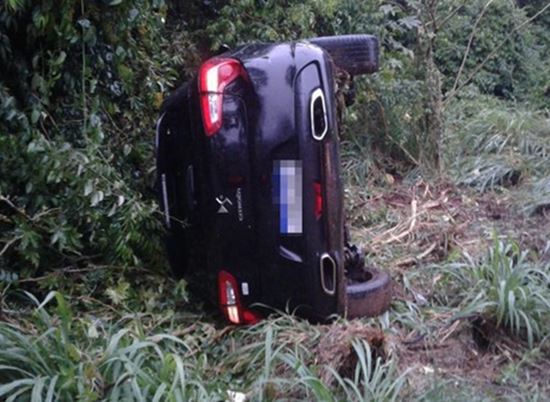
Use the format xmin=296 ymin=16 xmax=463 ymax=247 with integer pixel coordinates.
xmin=218 ymin=270 xmax=261 ymax=325
xmin=314 ymin=181 xmax=323 ymax=220
xmin=199 ymin=58 xmax=247 ymax=136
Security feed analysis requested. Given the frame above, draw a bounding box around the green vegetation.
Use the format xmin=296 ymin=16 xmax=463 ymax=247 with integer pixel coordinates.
xmin=1 ymin=288 xmax=406 ymax=401
xmin=1 ymin=0 xmax=178 ymax=275
xmin=1 ymin=0 xmax=550 ymax=400
xmin=440 ymin=236 xmax=550 ymax=347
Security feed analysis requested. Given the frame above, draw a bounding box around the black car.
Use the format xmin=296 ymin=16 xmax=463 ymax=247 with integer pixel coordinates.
xmin=156 ymin=35 xmax=391 ymax=324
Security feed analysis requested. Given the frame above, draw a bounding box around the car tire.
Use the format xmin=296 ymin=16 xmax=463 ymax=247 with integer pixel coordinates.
xmin=308 ymin=34 xmax=379 ymax=75
xmin=346 ymin=266 xmax=392 ymax=318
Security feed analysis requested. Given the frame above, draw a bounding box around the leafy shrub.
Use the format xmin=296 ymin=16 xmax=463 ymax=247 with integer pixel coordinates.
xmin=205 ymin=0 xmax=338 ymax=46
xmin=0 ymin=0 xmax=180 ymax=275
xmin=435 ymin=0 xmax=544 ymax=102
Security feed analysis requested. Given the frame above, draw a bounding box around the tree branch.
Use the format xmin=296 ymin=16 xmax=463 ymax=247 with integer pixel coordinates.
xmin=445 ymin=1 xmax=550 ymax=103
xmin=436 ymin=1 xmax=467 ymax=31
xmin=0 ymin=235 xmax=22 ymax=257
xmin=450 ymin=0 xmax=495 ymax=94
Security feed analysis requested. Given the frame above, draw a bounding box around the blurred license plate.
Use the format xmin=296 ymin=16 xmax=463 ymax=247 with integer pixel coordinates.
xmin=273 ymin=160 xmax=303 ymax=234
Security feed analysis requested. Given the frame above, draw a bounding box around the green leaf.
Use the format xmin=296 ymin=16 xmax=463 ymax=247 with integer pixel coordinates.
xmin=0 ymin=379 xmax=35 ymax=398
xmin=91 ymin=191 xmax=104 ymax=206
xmin=84 ymin=180 xmax=94 ymax=196
xmin=31 ymin=109 xmax=40 ymax=124
xmin=53 ymin=51 xmax=66 ymax=66
xmin=6 ymin=0 xmax=26 ymax=12
xmin=54 ymin=292 xmax=73 ymax=326
xmin=77 ymin=19 xmax=91 ymax=29
xmin=31 ymin=376 xmax=46 ymax=402
xmin=44 ymin=376 xmax=58 ymax=402
xmin=105 ymin=280 xmax=130 ymax=306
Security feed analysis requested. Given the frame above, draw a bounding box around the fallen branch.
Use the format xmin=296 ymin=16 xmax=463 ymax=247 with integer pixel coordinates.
xmin=439 ymin=318 xmax=462 ymax=344
xmin=383 ymin=199 xmax=418 ymax=244
xmin=395 ymin=241 xmax=438 ymax=267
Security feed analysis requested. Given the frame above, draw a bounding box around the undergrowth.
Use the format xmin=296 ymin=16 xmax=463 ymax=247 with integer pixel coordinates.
xmin=2 ymin=1 xmax=549 ymax=400
xmin=445 ymin=95 xmax=550 ymax=215
xmin=0 ymin=291 xmax=406 ymax=401
xmin=432 ymin=236 xmax=550 ymax=348
xmin=3 ymin=231 xmax=550 ymax=400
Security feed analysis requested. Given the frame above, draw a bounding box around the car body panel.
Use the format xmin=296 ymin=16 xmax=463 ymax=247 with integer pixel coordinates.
xmin=158 ymin=41 xmax=346 ymax=321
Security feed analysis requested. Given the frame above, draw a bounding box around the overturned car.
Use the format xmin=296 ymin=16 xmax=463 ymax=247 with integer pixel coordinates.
xmin=156 ymin=34 xmax=391 ymax=324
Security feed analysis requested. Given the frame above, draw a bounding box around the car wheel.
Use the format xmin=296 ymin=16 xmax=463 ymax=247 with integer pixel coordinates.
xmin=308 ymin=34 xmax=379 ymax=75
xmin=346 ymin=266 xmax=392 ymax=318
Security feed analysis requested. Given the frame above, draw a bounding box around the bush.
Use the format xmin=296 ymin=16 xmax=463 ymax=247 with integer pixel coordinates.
xmin=0 ymin=0 xmax=179 ymax=276
xmin=435 ymin=0 xmax=549 ymax=106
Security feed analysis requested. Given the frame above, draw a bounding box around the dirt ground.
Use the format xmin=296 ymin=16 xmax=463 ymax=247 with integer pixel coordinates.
xmin=344 ymin=179 xmax=550 ymax=398
xmin=348 ymin=180 xmax=549 ymax=268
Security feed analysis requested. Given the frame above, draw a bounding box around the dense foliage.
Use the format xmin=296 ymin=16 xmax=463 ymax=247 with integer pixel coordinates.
xmin=436 ymin=1 xmax=550 ymax=106
xmin=1 ymin=0 xmax=179 ymax=276
xmin=2 ymin=0 xmax=548 ymax=277
xmin=1 ymin=0 xmax=549 ymax=400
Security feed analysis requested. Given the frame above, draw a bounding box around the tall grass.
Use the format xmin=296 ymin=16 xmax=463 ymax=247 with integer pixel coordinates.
xmin=280 ymin=340 xmax=406 ymax=402
xmin=524 ymin=176 xmax=550 ymax=215
xmin=439 ymin=237 xmax=550 ymax=347
xmin=340 ymin=137 xmax=377 ymax=188
xmin=445 ymin=98 xmax=550 ymax=198
xmin=0 ymin=292 xmax=217 ymax=401
xmin=0 ymin=293 xmax=407 ymax=401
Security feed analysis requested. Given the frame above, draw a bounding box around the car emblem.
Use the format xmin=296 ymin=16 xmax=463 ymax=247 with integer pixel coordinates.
xmin=216 ymin=195 xmax=233 ymax=214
